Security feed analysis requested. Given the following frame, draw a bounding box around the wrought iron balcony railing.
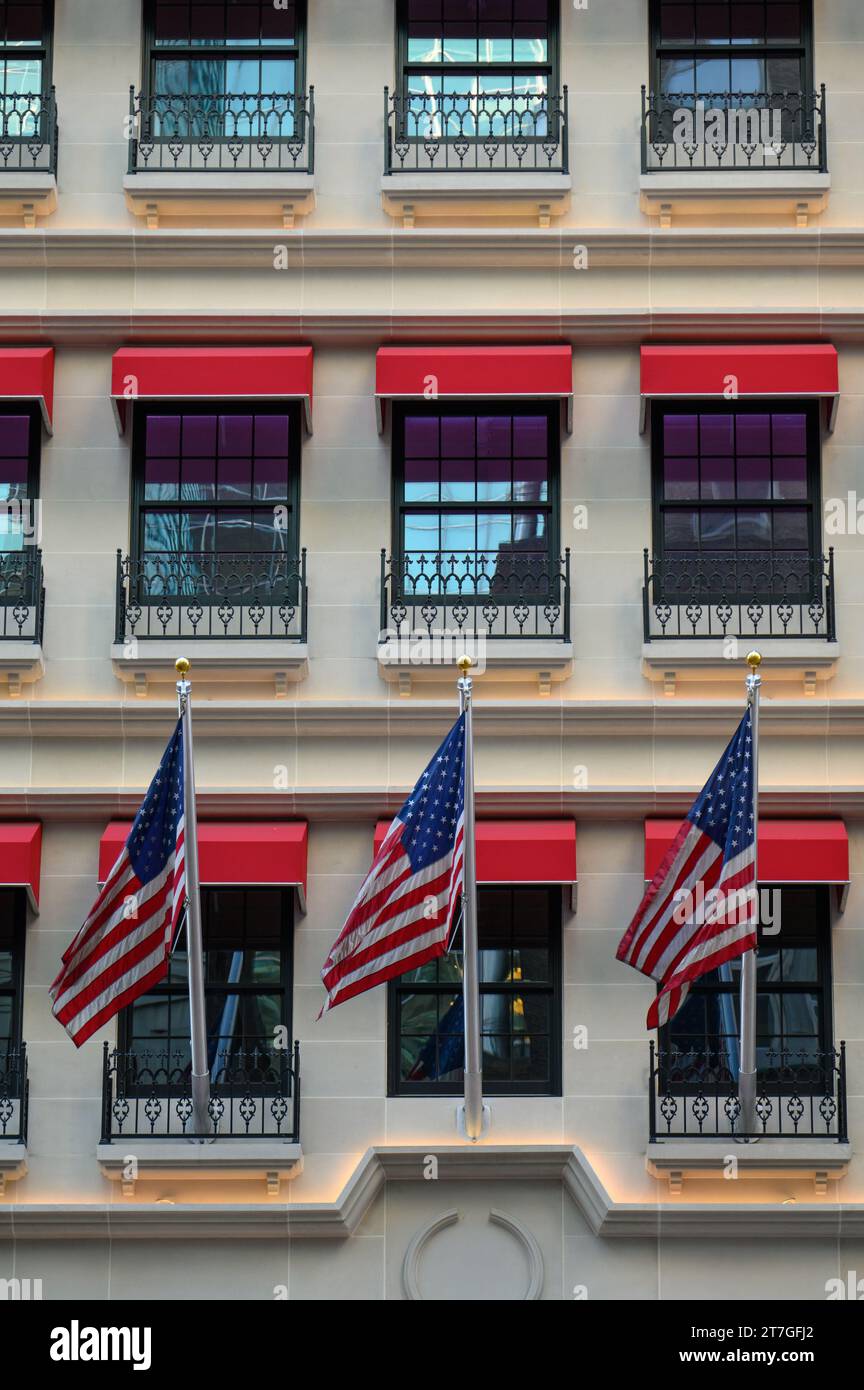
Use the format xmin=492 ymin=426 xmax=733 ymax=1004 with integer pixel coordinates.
xmin=100 ymin=1042 xmax=301 ymax=1143
xmin=0 ymin=549 xmax=45 ymax=642
xmin=641 ymin=86 xmax=827 ymax=173
xmin=650 ymin=1042 xmax=847 ymax=1142
xmin=115 ymin=549 xmax=307 ymax=642
xmin=384 ymin=85 xmax=568 ymax=173
xmin=128 ymin=87 xmax=315 ymax=173
xmin=381 ymin=548 xmax=570 ymax=641
xmin=0 ymin=88 xmax=58 ymax=174
xmin=643 ymin=550 xmax=835 ymax=642
xmin=0 ymin=1045 xmax=29 ymax=1144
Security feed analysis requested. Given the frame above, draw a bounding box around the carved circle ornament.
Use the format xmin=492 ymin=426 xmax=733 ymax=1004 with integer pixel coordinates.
xmin=401 ymin=1208 xmax=544 ymax=1302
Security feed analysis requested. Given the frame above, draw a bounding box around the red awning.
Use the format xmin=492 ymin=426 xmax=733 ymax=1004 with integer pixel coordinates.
xmin=644 ymin=819 xmax=849 ymax=886
xmin=100 ymin=822 xmax=309 ymax=912
xmin=639 ymin=345 xmax=839 ymax=432
xmin=374 ymin=819 xmax=576 ymax=886
xmin=0 ymin=823 xmax=42 ymax=910
xmin=110 ymin=347 xmax=314 ymax=435
xmin=0 ymin=348 xmax=54 ymax=432
xmin=375 ymin=346 xmax=574 ymax=432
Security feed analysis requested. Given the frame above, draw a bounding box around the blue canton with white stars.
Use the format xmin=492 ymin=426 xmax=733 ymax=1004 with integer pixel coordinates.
xmin=127 ymin=719 xmax=185 ymax=885
xmin=396 ymin=714 xmax=466 ymax=871
xmin=688 ymin=708 xmax=755 ymax=861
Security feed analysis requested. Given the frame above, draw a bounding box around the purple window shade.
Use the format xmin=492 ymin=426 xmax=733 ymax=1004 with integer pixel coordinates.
xmin=218 ymin=414 xmax=254 ymax=457
xmin=477 ymin=456 xmax=512 ymax=498
xmin=441 ymin=458 xmax=476 ymax=497
xmin=254 ymin=413 xmax=290 ymax=456
xmin=699 ymin=414 xmax=734 ymax=455
xmin=736 ymin=456 xmax=771 ymax=498
xmin=664 ymin=414 xmax=697 ymax=456
xmin=217 ymin=457 xmax=253 ymax=500
xmin=190 ymin=4 xmax=226 ymax=42
xmin=404 ymin=416 xmax=440 ymax=458
xmin=146 ymin=416 xmax=182 ymax=458
xmin=512 ymin=455 xmax=549 ymax=496
xmin=180 ymin=456 xmax=216 ymax=499
xmin=404 ymin=457 xmax=440 ymax=500
xmin=772 ymin=413 xmax=807 ymax=455
xmin=409 ymin=0 xmax=441 ymax=25
xmin=772 ymin=455 xmax=807 ymax=500
xmin=182 ymin=414 xmax=218 ymax=457
xmin=226 ymin=2 xmax=259 ymax=42
xmin=261 ymin=1 xmax=295 ymax=40
xmin=441 ymin=416 xmax=475 ymax=458
xmin=696 ymin=3 xmax=731 ymax=42
xmin=477 ymin=416 xmax=511 ymax=458
xmin=767 ymin=2 xmax=801 ymax=43
xmin=700 ymin=456 xmax=734 ymax=499
xmin=5 ymin=2 xmax=43 ymax=43
xmin=513 ymin=415 xmax=547 ymax=457
xmin=144 ymin=457 xmax=180 ymax=498
xmin=660 ymin=3 xmax=696 ymax=43
xmin=253 ymin=456 xmax=289 ymax=499
xmin=155 ymin=3 xmax=189 ymax=41
xmin=0 ymin=416 xmax=30 ymax=458
xmin=664 ymin=455 xmax=698 ymax=499
xmin=731 ymin=2 xmax=766 ymax=42
xmin=736 ymin=413 xmax=771 ymax=455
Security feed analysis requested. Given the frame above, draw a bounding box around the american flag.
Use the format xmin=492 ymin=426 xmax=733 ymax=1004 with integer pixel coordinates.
xmin=320 ymin=714 xmax=466 ymax=1015
xmin=51 ymin=721 xmax=187 ymax=1047
xmin=617 ymin=707 xmax=757 ymax=1029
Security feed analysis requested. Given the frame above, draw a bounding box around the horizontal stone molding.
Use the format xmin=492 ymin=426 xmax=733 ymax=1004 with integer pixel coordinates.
xmin=2 ymin=1144 xmax=862 ymax=1240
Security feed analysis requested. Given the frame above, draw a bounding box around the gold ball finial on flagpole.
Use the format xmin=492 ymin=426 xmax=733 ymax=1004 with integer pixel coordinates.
xmin=457 ymin=655 xmax=474 ymax=674
xmin=746 ymin=650 xmax=762 ymax=672
xmin=175 ymin=657 xmax=191 ymax=676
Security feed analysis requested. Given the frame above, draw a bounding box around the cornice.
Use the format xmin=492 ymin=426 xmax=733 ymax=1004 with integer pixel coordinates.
xmin=0 ymin=697 xmax=860 ymax=738
xmin=1 ymin=225 xmax=864 ymax=272
xmin=2 ymin=1145 xmax=859 ymax=1240
xmin=0 ymin=310 xmax=861 ymax=345
xmin=0 ymin=788 xmax=862 ymax=822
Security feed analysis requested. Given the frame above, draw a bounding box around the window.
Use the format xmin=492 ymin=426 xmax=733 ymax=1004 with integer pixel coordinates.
xmin=0 ymin=404 xmax=39 ymax=553
xmin=120 ymin=887 xmax=292 ymax=1083
xmin=652 ymin=400 xmax=821 ymax=598
xmin=394 ymin=400 xmax=559 ymax=600
xmin=0 ymin=0 xmax=52 ymax=136
xmin=651 ymin=1 xmax=812 ymax=97
xmin=132 ymin=401 xmax=301 ymax=595
xmin=663 ymin=886 xmax=833 ymax=1086
xmin=0 ymin=888 xmax=25 ymax=1064
xmin=396 ymin=0 xmax=558 ymax=140
xmin=143 ymin=0 xmax=306 ymax=137
xmin=389 ymin=886 xmax=562 ymax=1096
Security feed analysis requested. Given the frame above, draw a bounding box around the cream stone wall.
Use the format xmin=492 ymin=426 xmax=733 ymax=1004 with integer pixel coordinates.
xmin=1 ymin=0 xmax=864 ymax=1300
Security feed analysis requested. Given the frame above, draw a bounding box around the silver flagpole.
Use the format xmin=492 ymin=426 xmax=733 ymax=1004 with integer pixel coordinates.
xmin=175 ymin=657 xmax=211 ymax=1139
xmin=457 ymin=654 xmax=486 ymax=1141
xmin=738 ymin=649 xmax=762 ymax=1138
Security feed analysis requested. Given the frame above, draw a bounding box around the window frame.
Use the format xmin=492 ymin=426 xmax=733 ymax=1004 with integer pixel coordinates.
xmin=394 ymin=0 xmax=561 ymax=100
xmin=0 ymin=0 xmax=54 ymax=98
xmin=0 ymin=399 xmax=42 ymax=502
xmin=659 ymin=884 xmax=834 ymax=1094
xmin=650 ymin=396 xmax=823 ymax=600
xmin=648 ymin=0 xmax=815 ymax=98
xmin=387 ymin=884 xmax=563 ymax=1098
xmin=117 ymin=884 xmax=294 ymax=1094
xmin=140 ymin=0 xmax=308 ymax=99
xmin=130 ymin=397 xmax=303 ymax=578
xmin=390 ymin=397 xmax=561 ymax=603
xmin=0 ymin=887 xmax=26 ymax=1061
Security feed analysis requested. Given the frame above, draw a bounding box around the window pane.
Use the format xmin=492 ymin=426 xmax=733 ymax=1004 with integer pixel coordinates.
xmin=700 ymin=415 xmax=734 ymax=455
xmin=737 ymin=455 xmax=771 ymax=499
xmin=146 ymin=416 xmax=181 ymax=457
xmin=661 ymin=3 xmax=695 ymax=42
xmin=731 ymin=3 xmax=765 ymax=42
xmin=767 ymin=3 xmax=801 ymax=42
xmin=772 ymin=507 xmax=808 ymax=550
xmin=696 ymin=4 xmax=730 ymax=43
xmin=700 ymin=456 xmax=734 ymax=499
xmin=772 ymin=455 xmax=807 ymax=500
xmin=183 ymin=415 xmax=217 ymax=456
xmin=144 ymin=456 xmax=180 ymax=501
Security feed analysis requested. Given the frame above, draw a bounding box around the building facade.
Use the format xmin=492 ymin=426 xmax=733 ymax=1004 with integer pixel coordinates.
xmin=0 ymin=0 xmax=863 ymax=1301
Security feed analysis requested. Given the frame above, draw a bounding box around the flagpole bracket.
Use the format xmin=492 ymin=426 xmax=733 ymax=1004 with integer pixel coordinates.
xmin=456 ymin=1102 xmax=491 ymax=1142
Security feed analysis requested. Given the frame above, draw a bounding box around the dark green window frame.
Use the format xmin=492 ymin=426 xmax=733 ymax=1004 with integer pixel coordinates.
xmin=388 ymin=885 xmax=563 ymax=1098
xmin=391 ymin=398 xmax=561 ymax=601
xmin=141 ymin=0 xmax=307 ymax=100
xmin=661 ymin=884 xmax=834 ymax=1092
xmin=649 ymin=0 xmax=814 ymax=97
xmin=0 ymin=887 xmax=26 ymax=1063
xmin=118 ymin=885 xmax=294 ymax=1092
xmin=130 ymin=398 xmax=303 ymax=581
